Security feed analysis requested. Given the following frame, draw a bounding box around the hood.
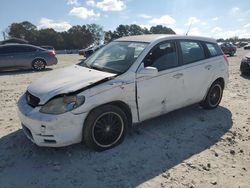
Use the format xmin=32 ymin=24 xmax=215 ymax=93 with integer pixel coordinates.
xmin=28 ymin=65 xmax=116 ymax=104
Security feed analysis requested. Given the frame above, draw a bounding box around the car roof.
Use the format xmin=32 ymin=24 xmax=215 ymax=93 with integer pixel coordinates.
xmin=115 ymin=34 xmax=217 ymax=44
xmin=41 ymin=45 xmax=54 ymax=48
xmin=0 ymin=43 xmax=46 ymax=50
xmin=0 ymin=43 xmax=40 ymax=48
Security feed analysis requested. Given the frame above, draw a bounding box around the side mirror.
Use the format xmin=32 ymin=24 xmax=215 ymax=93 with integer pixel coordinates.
xmin=137 ymin=66 xmax=158 ymax=77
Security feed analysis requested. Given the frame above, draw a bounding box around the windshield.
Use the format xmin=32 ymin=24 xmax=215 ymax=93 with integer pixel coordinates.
xmin=80 ymin=41 xmax=148 ymax=74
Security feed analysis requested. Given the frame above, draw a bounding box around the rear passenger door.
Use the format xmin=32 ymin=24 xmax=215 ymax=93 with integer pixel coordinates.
xmin=177 ymin=40 xmax=214 ymax=106
xmin=12 ymin=46 xmax=37 ymax=67
xmin=0 ymin=46 xmax=15 ymax=68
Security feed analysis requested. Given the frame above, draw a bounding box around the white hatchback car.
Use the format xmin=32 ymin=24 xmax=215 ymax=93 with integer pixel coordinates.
xmin=17 ymin=35 xmax=229 ymax=151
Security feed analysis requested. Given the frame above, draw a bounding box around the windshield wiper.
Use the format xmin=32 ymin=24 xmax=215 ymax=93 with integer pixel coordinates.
xmin=90 ymin=65 xmax=122 ymax=74
xmin=78 ymin=60 xmax=91 ymax=68
xmin=90 ymin=65 xmax=104 ymax=71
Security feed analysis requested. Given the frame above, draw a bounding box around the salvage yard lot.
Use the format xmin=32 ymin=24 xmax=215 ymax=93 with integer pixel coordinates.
xmin=0 ymin=50 xmax=249 ymax=187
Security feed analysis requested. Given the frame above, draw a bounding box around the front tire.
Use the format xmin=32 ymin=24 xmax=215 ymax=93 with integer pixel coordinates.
xmin=32 ymin=59 xmax=46 ymax=71
xmin=201 ymin=81 xmax=223 ymax=109
xmin=83 ymin=105 xmax=128 ymax=151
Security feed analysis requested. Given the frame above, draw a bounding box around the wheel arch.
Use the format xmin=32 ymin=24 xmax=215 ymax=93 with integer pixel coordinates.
xmin=214 ymin=77 xmax=225 ymax=89
xmin=203 ymin=77 xmax=225 ymax=101
xmin=84 ymin=100 xmax=133 ymax=128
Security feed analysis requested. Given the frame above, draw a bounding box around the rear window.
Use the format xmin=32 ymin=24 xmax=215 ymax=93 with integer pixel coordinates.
xmin=180 ymin=41 xmax=205 ymax=64
xmin=205 ymin=43 xmax=223 ymax=57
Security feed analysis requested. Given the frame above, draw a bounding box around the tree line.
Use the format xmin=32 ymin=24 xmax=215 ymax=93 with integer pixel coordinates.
xmin=217 ymin=36 xmax=250 ymax=43
xmin=6 ymin=21 xmax=176 ymax=50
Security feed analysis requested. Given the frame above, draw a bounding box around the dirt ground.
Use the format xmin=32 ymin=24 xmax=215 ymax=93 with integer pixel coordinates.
xmin=0 ymin=49 xmax=249 ymax=188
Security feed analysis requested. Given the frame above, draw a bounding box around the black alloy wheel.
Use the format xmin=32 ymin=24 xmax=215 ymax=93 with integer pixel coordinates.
xmin=201 ymin=82 xmax=223 ymax=109
xmin=83 ymin=105 xmax=128 ymax=151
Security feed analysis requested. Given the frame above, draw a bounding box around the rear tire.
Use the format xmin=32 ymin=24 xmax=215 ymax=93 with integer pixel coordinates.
xmin=32 ymin=59 xmax=46 ymax=71
xmin=201 ymin=81 xmax=223 ymax=109
xmin=83 ymin=105 xmax=128 ymax=151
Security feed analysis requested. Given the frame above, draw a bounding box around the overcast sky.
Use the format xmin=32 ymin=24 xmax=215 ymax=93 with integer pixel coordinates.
xmin=1 ymin=0 xmax=250 ymax=40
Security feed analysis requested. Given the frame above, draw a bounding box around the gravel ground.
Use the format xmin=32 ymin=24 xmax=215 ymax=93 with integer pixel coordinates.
xmin=0 ymin=50 xmax=249 ymax=188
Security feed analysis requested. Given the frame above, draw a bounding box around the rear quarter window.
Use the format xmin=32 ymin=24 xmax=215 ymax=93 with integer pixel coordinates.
xmin=22 ymin=46 xmax=37 ymax=53
xmin=205 ymin=43 xmax=223 ymax=57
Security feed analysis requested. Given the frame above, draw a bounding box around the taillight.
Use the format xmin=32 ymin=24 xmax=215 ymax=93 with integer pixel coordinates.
xmin=223 ymin=54 xmax=229 ymax=65
xmin=48 ymin=51 xmax=56 ymax=56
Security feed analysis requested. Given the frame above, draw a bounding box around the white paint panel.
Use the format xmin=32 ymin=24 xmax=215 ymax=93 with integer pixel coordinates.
xmin=28 ymin=65 xmax=115 ymax=104
xmin=136 ymin=66 xmax=186 ymax=121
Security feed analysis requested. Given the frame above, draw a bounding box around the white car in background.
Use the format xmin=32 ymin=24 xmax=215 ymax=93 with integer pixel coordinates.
xmin=17 ymin=34 xmax=229 ymax=151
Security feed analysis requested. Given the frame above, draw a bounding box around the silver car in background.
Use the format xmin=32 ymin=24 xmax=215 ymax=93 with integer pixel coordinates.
xmin=0 ymin=44 xmax=58 ymax=71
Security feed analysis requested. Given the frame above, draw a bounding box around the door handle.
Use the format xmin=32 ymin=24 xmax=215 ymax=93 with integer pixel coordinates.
xmin=173 ymin=73 xmax=183 ymax=79
xmin=205 ymin=65 xmax=212 ymax=70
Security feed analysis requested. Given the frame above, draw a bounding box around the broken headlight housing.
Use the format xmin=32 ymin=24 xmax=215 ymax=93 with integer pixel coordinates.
xmin=40 ymin=95 xmax=85 ymax=115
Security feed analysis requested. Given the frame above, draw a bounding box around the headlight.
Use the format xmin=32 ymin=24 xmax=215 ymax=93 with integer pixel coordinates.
xmin=40 ymin=95 xmax=85 ymax=114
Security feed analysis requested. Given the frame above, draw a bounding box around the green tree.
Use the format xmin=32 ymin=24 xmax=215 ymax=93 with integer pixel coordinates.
xmin=150 ymin=25 xmax=175 ymax=34
xmin=114 ymin=25 xmax=130 ymax=38
xmin=7 ymin=21 xmax=179 ymax=50
xmin=104 ymin=30 xmax=114 ymax=43
xmin=8 ymin=21 xmax=38 ymax=43
xmin=87 ymin=24 xmax=104 ymax=45
xmin=217 ymin=38 xmax=225 ymax=42
xmin=68 ymin=25 xmax=94 ymax=49
xmin=104 ymin=24 xmax=176 ymax=43
xmin=36 ymin=29 xmax=61 ymax=49
xmin=128 ymin=24 xmax=147 ymax=35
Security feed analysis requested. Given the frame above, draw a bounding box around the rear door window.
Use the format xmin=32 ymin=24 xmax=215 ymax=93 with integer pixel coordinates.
xmin=14 ymin=46 xmax=37 ymax=53
xmin=179 ymin=41 xmax=205 ymax=64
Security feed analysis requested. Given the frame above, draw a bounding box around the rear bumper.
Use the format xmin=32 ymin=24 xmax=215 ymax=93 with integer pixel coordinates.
xmin=46 ymin=57 xmax=58 ymax=66
xmin=17 ymin=94 xmax=87 ymax=147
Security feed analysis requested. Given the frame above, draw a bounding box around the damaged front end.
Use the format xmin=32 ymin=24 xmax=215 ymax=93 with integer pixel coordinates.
xmin=17 ymin=65 xmax=117 ymax=147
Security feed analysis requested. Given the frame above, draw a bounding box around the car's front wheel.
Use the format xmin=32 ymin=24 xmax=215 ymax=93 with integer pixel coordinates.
xmin=32 ymin=59 xmax=46 ymax=71
xmin=83 ymin=105 xmax=128 ymax=151
xmin=201 ymin=81 xmax=223 ymax=109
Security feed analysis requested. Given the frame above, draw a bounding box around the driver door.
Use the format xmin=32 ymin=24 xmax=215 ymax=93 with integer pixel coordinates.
xmin=136 ymin=41 xmax=185 ymax=121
